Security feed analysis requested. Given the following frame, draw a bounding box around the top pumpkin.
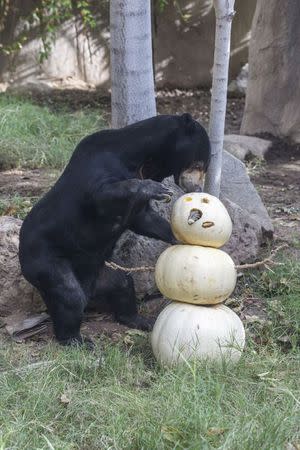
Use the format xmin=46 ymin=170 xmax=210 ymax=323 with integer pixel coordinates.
xmin=171 ymin=193 xmax=232 ymax=247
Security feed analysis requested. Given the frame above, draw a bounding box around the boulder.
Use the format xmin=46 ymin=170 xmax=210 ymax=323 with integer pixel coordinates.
xmin=0 ymin=216 xmax=42 ymax=318
xmin=221 ymin=151 xmax=273 ymax=237
xmin=223 ymin=135 xmax=272 ymax=161
xmin=221 ymin=198 xmax=264 ymax=264
xmin=241 ymin=0 xmax=300 ymax=143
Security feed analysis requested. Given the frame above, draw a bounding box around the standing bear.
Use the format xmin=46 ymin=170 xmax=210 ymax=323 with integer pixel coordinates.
xmin=19 ymin=113 xmax=211 ymax=346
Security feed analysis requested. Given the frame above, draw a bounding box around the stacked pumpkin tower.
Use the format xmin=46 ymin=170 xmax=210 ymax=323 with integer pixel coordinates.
xmin=151 ymin=193 xmax=245 ymax=367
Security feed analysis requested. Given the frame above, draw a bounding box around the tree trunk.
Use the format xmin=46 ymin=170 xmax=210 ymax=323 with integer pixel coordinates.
xmin=110 ymin=0 xmax=156 ymax=128
xmin=204 ymin=0 xmax=235 ymax=197
xmin=241 ymin=0 xmax=300 ymax=142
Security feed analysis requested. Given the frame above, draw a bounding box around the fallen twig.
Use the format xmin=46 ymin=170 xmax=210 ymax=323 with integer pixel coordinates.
xmin=235 ymin=244 xmax=287 ymax=270
xmin=105 ymin=260 xmax=155 ymax=273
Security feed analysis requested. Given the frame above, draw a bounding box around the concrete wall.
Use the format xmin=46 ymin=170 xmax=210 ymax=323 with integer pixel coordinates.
xmin=0 ymin=0 xmax=256 ymax=91
xmin=154 ymin=0 xmax=256 ymax=88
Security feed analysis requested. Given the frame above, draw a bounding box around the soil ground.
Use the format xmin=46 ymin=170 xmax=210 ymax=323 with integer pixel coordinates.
xmin=0 ymin=89 xmax=299 ymax=343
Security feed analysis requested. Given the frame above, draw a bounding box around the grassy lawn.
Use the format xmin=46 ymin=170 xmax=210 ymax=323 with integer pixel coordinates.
xmin=0 ymin=94 xmax=104 ymax=169
xmin=0 ymin=339 xmax=299 ymax=450
xmin=0 ymin=94 xmax=299 ymax=449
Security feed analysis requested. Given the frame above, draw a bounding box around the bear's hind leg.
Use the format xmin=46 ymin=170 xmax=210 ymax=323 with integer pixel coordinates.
xmin=93 ymin=266 xmax=154 ymax=331
xmin=34 ymin=260 xmax=90 ymax=346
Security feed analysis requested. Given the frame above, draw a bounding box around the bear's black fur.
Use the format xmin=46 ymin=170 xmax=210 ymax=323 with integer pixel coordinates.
xmin=19 ymin=113 xmax=211 ymax=346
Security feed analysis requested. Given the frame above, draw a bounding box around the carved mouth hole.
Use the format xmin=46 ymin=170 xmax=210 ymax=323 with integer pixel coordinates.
xmin=188 ymin=208 xmax=203 ymax=225
xmin=202 ymin=221 xmax=215 ymax=228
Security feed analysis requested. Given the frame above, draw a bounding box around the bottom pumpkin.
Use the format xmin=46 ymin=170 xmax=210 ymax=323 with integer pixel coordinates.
xmin=151 ymin=302 xmax=245 ymax=367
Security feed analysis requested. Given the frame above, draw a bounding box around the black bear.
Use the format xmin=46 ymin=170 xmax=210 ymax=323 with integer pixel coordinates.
xmin=19 ymin=114 xmax=211 ymax=347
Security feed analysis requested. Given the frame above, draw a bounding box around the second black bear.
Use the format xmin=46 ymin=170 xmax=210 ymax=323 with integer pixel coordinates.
xmin=19 ymin=113 xmax=211 ymax=346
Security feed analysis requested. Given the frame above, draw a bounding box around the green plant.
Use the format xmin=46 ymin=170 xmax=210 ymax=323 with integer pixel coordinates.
xmin=0 ymin=0 xmax=96 ymax=62
xmin=0 ymin=195 xmax=37 ymax=219
xmin=156 ymin=0 xmax=169 ymax=12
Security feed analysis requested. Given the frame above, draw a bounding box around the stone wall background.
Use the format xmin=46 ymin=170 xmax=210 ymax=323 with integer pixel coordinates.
xmin=0 ymin=0 xmax=256 ymax=91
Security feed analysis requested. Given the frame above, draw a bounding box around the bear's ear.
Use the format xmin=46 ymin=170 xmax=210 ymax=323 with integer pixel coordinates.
xmin=181 ymin=113 xmax=195 ymax=133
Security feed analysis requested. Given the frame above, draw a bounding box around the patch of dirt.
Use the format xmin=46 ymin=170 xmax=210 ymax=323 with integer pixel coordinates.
xmin=27 ymin=88 xmax=245 ymax=134
xmin=1 ymin=298 xmax=167 ymax=346
xmin=0 ymin=169 xmax=59 ymax=198
xmin=251 ymin=137 xmax=300 ymax=257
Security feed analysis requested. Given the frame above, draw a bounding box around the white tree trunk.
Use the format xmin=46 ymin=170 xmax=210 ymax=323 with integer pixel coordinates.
xmin=110 ymin=0 xmax=156 ymax=128
xmin=204 ymin=0 xmax=235 ymax=197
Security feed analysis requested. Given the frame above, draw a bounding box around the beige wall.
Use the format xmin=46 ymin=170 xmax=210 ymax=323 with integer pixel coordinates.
xmin=154 ymin=0 xmax=256 ymax=88
xmin=0 ymin=0 xmax=256 ymax=90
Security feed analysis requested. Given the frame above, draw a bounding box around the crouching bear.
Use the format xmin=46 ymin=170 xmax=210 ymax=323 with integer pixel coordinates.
xmin=19 ymin=113 xmax=211 ymax=347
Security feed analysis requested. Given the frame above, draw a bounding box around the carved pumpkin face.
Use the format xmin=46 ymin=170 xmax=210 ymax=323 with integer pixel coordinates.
xmin=171 ymin=192 xmax=232 ymax=247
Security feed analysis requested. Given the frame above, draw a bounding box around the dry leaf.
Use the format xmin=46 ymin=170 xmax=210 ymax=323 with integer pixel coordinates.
xmin=60 ymin=393 xmax=70 ymax=405
xmin=123 ymin=335 xmax=135 ymax=345
xmin=207 ymin=427 xmax=226 ymax=436
xmin=161 ymin=425 xmax=183 ymax=442
xmin=286 ymin=442 xmax=300 ymax=450
xmin=125 ymin=329 xmax=147 ymax=337
xmin=257 ymin=372 xmax=270 ymax=378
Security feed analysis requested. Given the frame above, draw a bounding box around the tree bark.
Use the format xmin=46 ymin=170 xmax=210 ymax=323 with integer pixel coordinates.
xmin=110 ymin=0 xmax=156 ymax=128
xmin=204 ymin=0 xmax=235 ymax=197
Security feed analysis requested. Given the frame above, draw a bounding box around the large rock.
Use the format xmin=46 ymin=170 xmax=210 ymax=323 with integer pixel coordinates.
xmin=241 ymin=0 xmax=300 ymax=143
xmin=221 ymin=151 xmax=273 ymax=237
xmin=0 ymin=216 xmax=42 ymax=318
xmin=223 ymin=135 xmax=272 ymax=161
xmin=221 ymin=198 xmax=265 ymax=264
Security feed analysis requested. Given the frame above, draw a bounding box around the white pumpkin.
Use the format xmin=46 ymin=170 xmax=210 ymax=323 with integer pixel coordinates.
xmin=151 ymin=302 xmax=245 ymax=366
xmin=155 ymin=245 xmax=237 ymax=304
xmin=171 ymin=193 xmax=232 ymax=247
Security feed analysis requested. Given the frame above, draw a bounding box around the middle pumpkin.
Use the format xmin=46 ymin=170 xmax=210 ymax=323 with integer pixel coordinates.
xmin=155 ymin=245 xmax=237 ymax=305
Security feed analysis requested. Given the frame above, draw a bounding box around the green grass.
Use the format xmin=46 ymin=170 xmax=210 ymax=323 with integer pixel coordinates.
xmin=0 ymin=260 xmax=299 ymax=450
xmin=0 ymin=194 xmax=38 ymax=219
xmin=238 ymin=258 xmax=300 ymax=350
xmin=0 ymin=94 xmax=104 ymax=169
xmin=0 ymin=340 xmax=299 ymax=450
